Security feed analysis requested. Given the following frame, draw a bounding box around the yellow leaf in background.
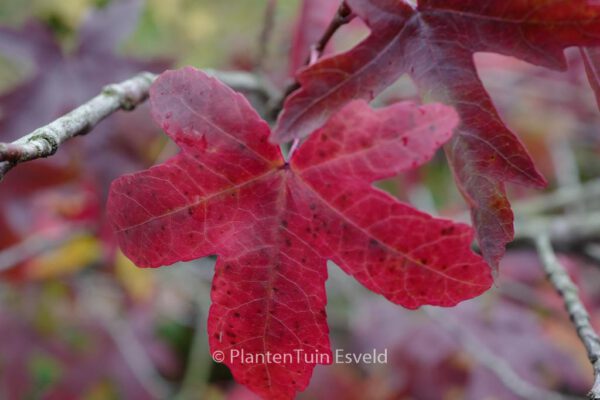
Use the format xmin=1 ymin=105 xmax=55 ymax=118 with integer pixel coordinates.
xmin=33 ymin=0 xmax=93 ymax=30
xmin=33 ymin=282 xmax=72 ymax=335
xmin=148 ymin=0 xmax=216 ymax=41
xmin=148 ymin=0 xmax=181 ymax=25
xmin=115 ymin=250 xmax=155 ymax=301
xmin=181 ymin=9 xmax=217 ymax=41
xmin=26 ymin=234 xmax=100 ymax=280
xmin=83 ymin=380 xmax=119 ymax=400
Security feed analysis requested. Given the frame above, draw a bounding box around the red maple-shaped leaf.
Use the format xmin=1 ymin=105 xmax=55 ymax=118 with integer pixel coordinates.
xmin=273 ymin=0 xmax=600 ymax=269
xmin=107 ymin=67 xmax=492 ymax=399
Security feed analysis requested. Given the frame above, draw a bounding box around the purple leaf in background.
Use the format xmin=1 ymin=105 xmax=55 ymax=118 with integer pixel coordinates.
xmin=0 ymin=0 xmax=171 ymax=267
xmin=0 ymin=0 xmax=169 ymax=187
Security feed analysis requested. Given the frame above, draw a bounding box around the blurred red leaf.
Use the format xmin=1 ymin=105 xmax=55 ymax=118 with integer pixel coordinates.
xmin=107 ymin=67 xmax=492 ymax=399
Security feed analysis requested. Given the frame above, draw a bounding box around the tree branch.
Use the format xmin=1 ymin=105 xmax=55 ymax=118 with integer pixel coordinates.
xmin=0 ymin=72 xmax=154 ymax=179
xmin=535 ymin=235 xmax=600 ymax=400
xmin=0 ymin=69 xmax=270 ymax=180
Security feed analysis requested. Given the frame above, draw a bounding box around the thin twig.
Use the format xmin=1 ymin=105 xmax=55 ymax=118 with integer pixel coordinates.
xmin=269 ymin=1 xmax=354 ymax=119
xmin=426 ymin=308 xmax=579 ymax=400
xmin=0 ymin=69 xmax=270 ymax=180
xmin=174 ymin=279 xmax=212 ymax=399
xmin=0 ymin=226 xmax=90 ymax=272
xmin=515 ymin=212 xmax=600 ymax=242
xmin=105 ymin=317 xmax=172 ymax=398
xmin=204 ymin=69 xmax=273 ymax=95
xmin=255 ymin=0 xmax=278 ymax=72
xmin=78 ymin=277 xmax=172 ymax=399
xmin=549 ymin=136 xmax=585 ymax=214
xmin=585 ymin=244 xmax=600 ymax=264
xmin=513 ymin=178 xmax=600 ymax=216
xmin=535 ymin=235 xmax=600 ymax=400
xmin=455 ymin=178 xmax=600 ymax=227
xmin=308 ymin=1 xmax=352 ymax=62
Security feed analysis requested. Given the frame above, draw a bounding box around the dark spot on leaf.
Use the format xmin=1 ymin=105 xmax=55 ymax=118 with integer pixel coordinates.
xmin=440 ymin=226 xmax=455 ymax=235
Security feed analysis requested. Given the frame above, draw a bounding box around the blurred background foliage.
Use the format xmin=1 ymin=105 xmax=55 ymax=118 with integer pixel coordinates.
xmin=0 ymin=0 xmax=301 ymax=85
xmin=0 ymin=0 xmax=600 ymax=399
